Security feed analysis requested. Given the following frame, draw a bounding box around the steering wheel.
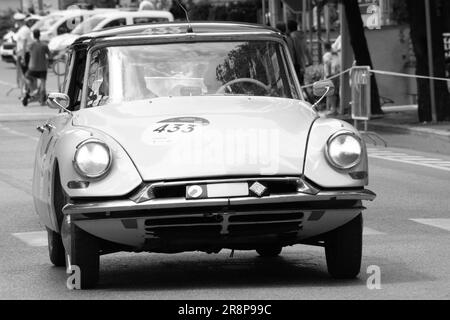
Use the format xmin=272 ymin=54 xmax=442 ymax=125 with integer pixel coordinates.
xmin=216 ymin=78 xmax=271 ymax=94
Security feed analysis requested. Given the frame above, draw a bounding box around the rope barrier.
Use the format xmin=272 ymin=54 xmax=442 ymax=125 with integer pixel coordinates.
xmin=301 ymin=66 xmax=450 ymax=90
xmin=370 ymin=69 xmax=450 ymax=82
xmin=301 ymin=68 xmax=352 ymax=89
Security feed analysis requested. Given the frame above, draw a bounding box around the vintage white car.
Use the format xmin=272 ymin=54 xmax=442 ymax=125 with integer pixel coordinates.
xmin=32 ymin=22 xmax=376 ymax=289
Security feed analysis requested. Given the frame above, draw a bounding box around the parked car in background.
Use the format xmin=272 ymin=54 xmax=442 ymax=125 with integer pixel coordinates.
xmin=31 ymin=9 xmax=113 ymax=43
xmin=48 ymin=10 xmax=174 ymax=58
xmin=25 ymin=14 xmax=43 ymax=28
xmin=0 ymin=30 xmax=16 ymax=63
xmin=34 ymin=22 xmax=376 ymax=289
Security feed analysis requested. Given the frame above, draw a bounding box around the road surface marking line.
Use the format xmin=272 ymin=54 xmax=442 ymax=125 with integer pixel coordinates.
xmin=0 ymin=79 xmax=15 ymax=87
xmin=368 ymin=155 xmax=450 ymax=172
xmin=0 ymin=124 xmax=39 ymax=142
xmin=420 ymin=161 xmax=450 ymax=165
xmin=12 ymin=231 xmax=47 ymax=247
xmin=363 ymin=227 xmax=385 ymax=236
xmin=410 ymin=219 xmax=450 ymax=232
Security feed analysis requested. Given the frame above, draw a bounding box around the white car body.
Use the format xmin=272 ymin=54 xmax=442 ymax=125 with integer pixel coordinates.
xmin=33 ymin=23 xmax=376 ymax=288
xmin=48 ymin=10 xmax=174 ymax=54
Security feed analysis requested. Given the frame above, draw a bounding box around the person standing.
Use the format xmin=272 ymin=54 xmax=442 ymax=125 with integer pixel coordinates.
xmin=287 ymin=20 xmax=312 ymax=85
xmin=322 ymin=42 xmax=340 ymax=115
xmin=139 ymin=0 xmax=155 ymax=10
xmin=13 ymin=13 xmax=33 ymax=95
xmin=22 ymin=29 xmax=50 ymax=106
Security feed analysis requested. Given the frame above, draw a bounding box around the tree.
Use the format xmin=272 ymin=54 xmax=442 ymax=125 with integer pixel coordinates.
xmin=343 ymin=0 xmax=382 ymax=115
xmin=406 ymin=0 xmax=450 ymax=122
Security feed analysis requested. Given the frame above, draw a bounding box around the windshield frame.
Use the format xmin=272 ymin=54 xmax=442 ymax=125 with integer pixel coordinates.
xmin=80 ymin=35 xmax=304 ymax=109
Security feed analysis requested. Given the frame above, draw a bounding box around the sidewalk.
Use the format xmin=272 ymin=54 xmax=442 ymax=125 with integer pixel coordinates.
xmin=367 ymin=110 xmax=450 ymax=143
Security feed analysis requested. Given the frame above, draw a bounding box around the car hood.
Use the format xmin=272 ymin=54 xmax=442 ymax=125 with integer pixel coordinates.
xmin=48 ymin=33 xmax=79 ymax=52
xmin=73 ymin=96 xmax=317 ymax=181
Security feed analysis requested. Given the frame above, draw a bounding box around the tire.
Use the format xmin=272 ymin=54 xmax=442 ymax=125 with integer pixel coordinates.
xmin=256 ymin=246 xmax=282 ymax=257
xmin=46 ymin=227 xmax=66 ymax=267
xmin=68 ymin=223 xmax=100 ymax=289
xmin=49 ymin=167 xmax=66 ymax=267
xmin=325 ymin=214 xmax=363 ymax=279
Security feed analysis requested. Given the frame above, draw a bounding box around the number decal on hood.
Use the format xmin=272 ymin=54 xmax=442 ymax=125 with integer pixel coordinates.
xmin=154 ymin=117 xmax=209 ymax=134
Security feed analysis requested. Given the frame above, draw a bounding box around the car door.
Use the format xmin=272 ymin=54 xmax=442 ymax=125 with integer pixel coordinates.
xmin=33 ymin=50 xmax=76 ymax=231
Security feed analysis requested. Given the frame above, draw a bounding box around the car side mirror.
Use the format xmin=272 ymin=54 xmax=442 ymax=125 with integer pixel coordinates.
xmin=313 ymin=80 xmax=335 ymax=97
xmin=47 ymin=92 xmax=72 ymax=115
xmin=311 ymin=80 xmax=335 ymax=110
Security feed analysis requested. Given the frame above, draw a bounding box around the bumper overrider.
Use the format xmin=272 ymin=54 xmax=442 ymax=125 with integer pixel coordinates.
xmin=62 ymin=177 xmax=376 ymax=250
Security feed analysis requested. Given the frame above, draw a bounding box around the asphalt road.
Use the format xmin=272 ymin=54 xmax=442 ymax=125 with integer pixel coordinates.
xmin=0 ymin=61 xmax=449 ymax=300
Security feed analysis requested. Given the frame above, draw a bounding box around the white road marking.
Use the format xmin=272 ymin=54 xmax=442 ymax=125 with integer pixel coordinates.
xmin=12 ymin=231 xmax=47 ymax=247
xmin=368 ymin=148 xmax=450 ymax=172
xmin=0 ymin=79 xmax=15 ymax=87
xmin=410 ymin=219 xmax=450 ymax=232
xmin=363 ymin=227 xmax=385 ymax=236
xmin=0 ymin=123 xmax=39 ymax=142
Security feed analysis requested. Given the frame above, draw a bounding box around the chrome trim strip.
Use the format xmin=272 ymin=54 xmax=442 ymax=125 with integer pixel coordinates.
xmin=145 ymin=219 xmax=303 ymax=229
xmin=63 ymin=189 xmax=376 ymax=217
xmin=149 ymin=176 xmax=300 ymax=188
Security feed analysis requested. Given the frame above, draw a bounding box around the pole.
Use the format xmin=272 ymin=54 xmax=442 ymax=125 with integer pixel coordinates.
xmin=425 ymin=0 xmax=438 ymax=123
xmin=302 ymin=0 xmax=307 ymax=32
xmin=262 ymin=0 xmax=266 ymax=24
xmin=339 ymin=2 xmax=353 ymax=115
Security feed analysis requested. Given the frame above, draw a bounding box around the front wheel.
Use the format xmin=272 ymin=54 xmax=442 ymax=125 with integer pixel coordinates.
xmin=325 ymin=214 xmax=363 ymax=279
xmin=47 ymin=227 xmax=66 ymax=267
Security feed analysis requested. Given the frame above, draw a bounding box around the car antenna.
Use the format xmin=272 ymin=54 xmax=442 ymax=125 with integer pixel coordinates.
xmin=175 ymin=0 xmax=193 ymax=33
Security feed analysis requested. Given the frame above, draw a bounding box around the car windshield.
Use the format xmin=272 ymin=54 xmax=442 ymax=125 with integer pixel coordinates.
xmin=32 ymin=15 xmax=63 ymax=31
xmin=72 ymin=16 xmax=105 ymax=35
xmin=85 ymin=41 xmax=299 ymax=108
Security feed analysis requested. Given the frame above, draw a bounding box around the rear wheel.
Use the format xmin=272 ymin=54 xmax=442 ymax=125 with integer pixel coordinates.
xmin=325 ymin=214 xmax=363 ymax=279
xmin=256 ymin=246 xmax=282 ymax=257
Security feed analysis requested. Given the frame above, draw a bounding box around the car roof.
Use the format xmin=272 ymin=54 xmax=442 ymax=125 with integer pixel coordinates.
xmin=93 ymin=10 xmax=174 ymax=19
xmin=75 ymin=22 xmax=281 ymax=46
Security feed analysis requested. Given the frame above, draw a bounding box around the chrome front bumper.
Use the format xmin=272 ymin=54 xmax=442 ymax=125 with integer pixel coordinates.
xmin=63 ymin=189 xmax=376 ymax=218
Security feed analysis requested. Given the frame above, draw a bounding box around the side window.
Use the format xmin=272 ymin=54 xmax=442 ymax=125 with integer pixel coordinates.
xmin=103 ymin=18 xmax=126 ymax=29
xmin=57 ymin=16 xmax=83 ymax=35
xmin=133 ymin=17 xmax=168 ymax=24
xmin=86 ymin=49 xmax=109 ymax=108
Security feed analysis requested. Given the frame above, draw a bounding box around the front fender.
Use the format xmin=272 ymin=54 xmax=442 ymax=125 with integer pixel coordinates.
xmin=304 ymin=118 xmax=369 ymax=188
xmin=54 ymin=127 xmax=142 ymax=198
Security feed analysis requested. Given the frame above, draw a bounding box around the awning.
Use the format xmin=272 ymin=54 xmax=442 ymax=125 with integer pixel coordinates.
xmin=282 ymin=0 xmax=303 ymax=12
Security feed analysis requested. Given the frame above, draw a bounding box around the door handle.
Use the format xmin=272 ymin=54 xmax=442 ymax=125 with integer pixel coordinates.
xmin=44 ymin=124 xmax=56 ymax=131
xmin=36 ymin=124 xmax=55 ymax=133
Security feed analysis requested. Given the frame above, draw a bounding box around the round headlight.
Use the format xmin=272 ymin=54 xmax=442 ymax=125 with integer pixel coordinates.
xmin=325 ymin=132 xmax=362 ymax=170
xmin=73 ymin=139 xmax=112 ymax=178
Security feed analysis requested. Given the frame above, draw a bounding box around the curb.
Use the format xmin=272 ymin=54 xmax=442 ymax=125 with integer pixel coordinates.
xmin=0 ymin=113 xmax=57 ymax=122
xmin=368 ymin=122 xmax=450 ymax=142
